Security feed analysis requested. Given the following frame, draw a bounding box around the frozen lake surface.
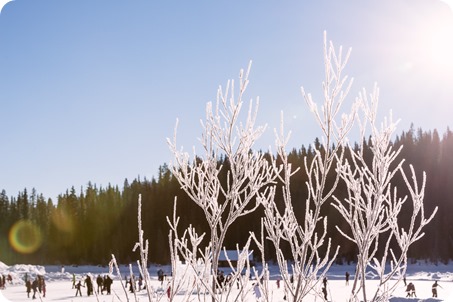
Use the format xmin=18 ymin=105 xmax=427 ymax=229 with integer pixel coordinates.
xmin=1 ymin=261 xmax=452 ymax=301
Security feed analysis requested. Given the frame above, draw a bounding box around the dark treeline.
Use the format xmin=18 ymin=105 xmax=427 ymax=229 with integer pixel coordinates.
xmin=1 ymin=126 xmax=452 ymax=265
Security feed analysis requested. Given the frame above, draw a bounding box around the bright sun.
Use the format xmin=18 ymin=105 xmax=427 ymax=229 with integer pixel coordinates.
xmin=431 ymin=0 xmax=453 ymax=69
xmin=411 ymin=1 xmax=453 ymax=76
xmin=429 ymin=23 xmax=453 ymax=68
xmin=439 ymin=0 xmax=453 ymax=11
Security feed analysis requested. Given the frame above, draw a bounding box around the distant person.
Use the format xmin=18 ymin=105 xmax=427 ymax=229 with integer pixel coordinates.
xmin=345 ymin=271 xmax=350 ymax=285
xmin=41 ymin=277 xmax=46 ymax=298
xmin=138 ymin=275 xmax=143 ymax=291
xmin=406 ymin=282 xmax=416 ymax=297
xmin=72 ymin=273 xmax=76 ymax=289
xmin=37 ymin=276 xmax=43 ymax=294
xmin=403 ymin=274 xmax=407 ymax=286
xmin=104 ymin=275 xmax=113 ymax=295
xmin=157 ymin=269 xmax=164 ymax=284
xmin=25 ymin=280 xmax=32 ymax=298
xmin=31 ymin=278 xmax=39 ymax=299
xmin=129 ymin=275 xmax=135 ymax=293
xmin=84 ymin=275 xmax=93 ymax=296
xmin=75 ymin=280 xmax=84 ymax=296
xmin=432 ymin=280 xmax=442 ymax=298
xmin=96 ymin=275 xmax=104 ymax=294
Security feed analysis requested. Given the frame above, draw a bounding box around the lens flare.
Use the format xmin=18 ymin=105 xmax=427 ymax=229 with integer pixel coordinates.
xmin=8 ymin=220 xmax=42 ymax=254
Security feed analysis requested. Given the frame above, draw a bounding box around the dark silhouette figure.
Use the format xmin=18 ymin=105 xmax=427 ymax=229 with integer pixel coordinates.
xmin=127 ymin=275 xmax=136 ymax=293
xmin=31 ymin=278 xmax=39 ymax=299
xmin=75 ymin=280 xmax=84 ymax=296
xmin=96 ymin=275 xmax=104 ymax=294
xmin=432 ymin=280 xmax=442 ymax=298
xmin=37 ymin=276 xmax=43 ymax=294
xmin=84 ymin=275 xmax=93 ymax=296
xmin=138 ymin=275 xmax=143 ymax=291
xmin=406 ymin=282 xmax=416 ymax=297
xmin=104 ymin=275 xmax=113 ymax=294
xmin=345 ymin=271 xmax=350 ymax=285
xmin=25 ymin=280 xmax=31 ymax=298
xmin=403 ymin=275 xmax=407 ymax=286
xmin=157 ymin=268 xmax=164 ymax=284
xmin=40 ymin=277 xmax=46 ymax=298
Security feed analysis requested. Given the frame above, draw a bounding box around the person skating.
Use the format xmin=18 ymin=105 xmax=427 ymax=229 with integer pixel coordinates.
xmin=75 ymin=280 xmax=84 ymax=296
xmin=345 ymin=271 xmax=350 ymax=286
xmin=432 ymin=280 xmax=442 ymax=298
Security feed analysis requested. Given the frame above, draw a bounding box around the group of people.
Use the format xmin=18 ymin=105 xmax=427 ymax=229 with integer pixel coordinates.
xmin=13 ymin=268 xmax=446 ymax=300
xmin=404 ymin=279 xmax=443 ymax=298
xmin=25 ymin=275 xmax=46 ymax=299
xmin=277 ymin=271 xmax=443 ymax=301
xmin=125 ymin=274 xmax=145 ymax=293
xmin=0 ymin=274 xmax=13 ymax=289
xmin=73 ymin=274 xmax=113 ymax=297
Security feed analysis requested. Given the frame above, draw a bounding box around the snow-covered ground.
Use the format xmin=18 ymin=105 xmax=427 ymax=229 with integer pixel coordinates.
xmin=1 ymin=261 xmax=452 ymax=301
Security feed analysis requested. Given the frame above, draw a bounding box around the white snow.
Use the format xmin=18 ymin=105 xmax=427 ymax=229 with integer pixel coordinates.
xmin=0 ymin=261 xmax=452 ymax=301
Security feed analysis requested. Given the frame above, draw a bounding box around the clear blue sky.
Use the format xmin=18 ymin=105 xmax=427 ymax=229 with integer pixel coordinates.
xmin=1 ymin=0 xmax=452 ymax=201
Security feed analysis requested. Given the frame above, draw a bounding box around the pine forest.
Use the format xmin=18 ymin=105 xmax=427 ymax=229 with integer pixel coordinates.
xmin=1 ymin=126 xmax=452 ymax=266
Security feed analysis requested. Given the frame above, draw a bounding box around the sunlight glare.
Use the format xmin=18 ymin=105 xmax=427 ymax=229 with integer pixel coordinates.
xmin=429 ymin=23 xmax=453 ymax=69
xmin=439 ymin=0 xmax=453 ymax=12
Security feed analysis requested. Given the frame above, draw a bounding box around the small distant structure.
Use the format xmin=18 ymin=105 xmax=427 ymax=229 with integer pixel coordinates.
xmin=218 ymin=249 xmax=254 ymax=267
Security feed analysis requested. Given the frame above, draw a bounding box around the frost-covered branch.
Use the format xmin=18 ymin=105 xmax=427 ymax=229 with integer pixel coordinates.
xmin=132 ymin=194 xmax=154 ymax=302
xmin=167 ymin=199 xmax=212 ymax=302
xmin=259 ymin=32 xmax=358 ymax=302
xmin=333 ymin=86 xmax=438 ymax=302
xmin=167 ymin=62 xmax=277 ymax=301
